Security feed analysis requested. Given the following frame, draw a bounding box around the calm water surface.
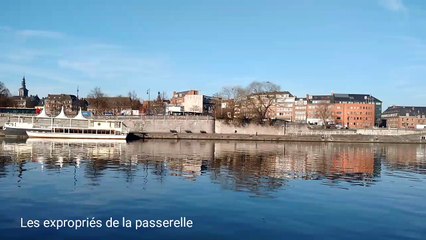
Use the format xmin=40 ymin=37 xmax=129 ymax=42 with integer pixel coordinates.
xmin=0 ymin=139 xmax=425 ymax=240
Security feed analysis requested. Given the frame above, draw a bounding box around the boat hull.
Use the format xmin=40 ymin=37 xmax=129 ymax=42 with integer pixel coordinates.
xmin=26 ymin=131 xmax=128 ymax=140
xmin=3 ymin=126 xmax=51 ymax=136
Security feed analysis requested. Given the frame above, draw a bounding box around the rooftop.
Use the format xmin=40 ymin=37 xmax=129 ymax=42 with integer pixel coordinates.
xmin=382 ymin=105 xmax=426 ymax=117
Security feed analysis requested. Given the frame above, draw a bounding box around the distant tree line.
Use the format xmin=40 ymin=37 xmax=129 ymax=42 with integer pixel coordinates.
xmin=87 ymin=87 xmax=141 ymax=115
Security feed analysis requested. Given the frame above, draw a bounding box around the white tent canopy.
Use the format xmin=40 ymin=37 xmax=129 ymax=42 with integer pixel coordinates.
xmin=55 ymin=106 xmax=68 ymax=119
xmin=36 ymin=107 xmax=49 ymax=118
xmin=73 ymin=108 xmax=87 ymax=120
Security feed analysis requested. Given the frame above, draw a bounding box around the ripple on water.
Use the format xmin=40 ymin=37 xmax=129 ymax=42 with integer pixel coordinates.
xmin=0 ymin=140 xmax=426 ymax=240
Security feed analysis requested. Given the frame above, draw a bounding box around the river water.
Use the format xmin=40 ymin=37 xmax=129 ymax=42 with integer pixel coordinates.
xmin=0 ymin=139 xmax=425 ymax=240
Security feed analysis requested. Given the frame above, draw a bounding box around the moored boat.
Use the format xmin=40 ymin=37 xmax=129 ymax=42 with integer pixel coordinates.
xmin=26 ymin=118 xmax=128 ymax=140
xmin=26 ymin=128 xmax=128 ymax=140
xmin=3 ymin=122 xmax=52 ymax=136
xmin=2 ymin=107 xmax=53 ymax=136
xmin=5 ymin=107 xmax=129 ymax=140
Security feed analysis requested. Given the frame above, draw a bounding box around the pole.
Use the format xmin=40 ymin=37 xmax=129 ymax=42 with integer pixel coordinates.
xmin=146 ymin=89 xmax=150 ymax=115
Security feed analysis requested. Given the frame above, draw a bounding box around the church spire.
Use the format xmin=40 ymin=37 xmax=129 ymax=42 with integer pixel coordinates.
xmin=22 ymin=76 xmax=26 ymax=89
xmin=19 ymin=76 xmax=29 ymax=98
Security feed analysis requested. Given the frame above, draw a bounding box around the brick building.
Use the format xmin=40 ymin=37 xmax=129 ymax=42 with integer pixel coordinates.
xmin=381 ymin=106 xmax=426 ymax=129
xmin=305 ymin=93 xmax=381 ymax=128
xmin=45 ymin=94 xmax=81 ymax=115
xmin=332 ymin=94 xmax=381 ymax=129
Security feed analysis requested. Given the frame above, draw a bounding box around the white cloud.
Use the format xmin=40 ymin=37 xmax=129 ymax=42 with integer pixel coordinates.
xmin=57 ymin=49 xmax=171 ymax=81
xmin=379 ymin=0 xmax=407 ymax=13
xmin=0 ymin=26 xmax=174 ymax=97
xmin=15 ymin=29 xmax=65 ymax=39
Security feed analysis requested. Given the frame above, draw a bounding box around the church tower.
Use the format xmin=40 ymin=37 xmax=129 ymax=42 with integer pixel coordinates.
xmin=18 ymin=76 xmax=29 ymax=98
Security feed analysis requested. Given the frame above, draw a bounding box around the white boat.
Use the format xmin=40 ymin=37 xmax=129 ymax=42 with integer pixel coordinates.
xmin=2 ymin=107 xmax=54 ymax=136
xmin=26 ymin=120 xmax=128 ymax=140
xmin=25 ymin=138 xmax=127 ymax=144
xmin=3 ymin=121 xmax=52 ymax=135
xmin=5 ymin=107 xmax=129 ymax=140
xmin=27 ymin=128 xmax=127 ymax=140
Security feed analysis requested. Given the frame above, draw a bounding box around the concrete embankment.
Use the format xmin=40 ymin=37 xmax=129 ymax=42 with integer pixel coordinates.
xmin=134 ymin=132 xmax=426 ymax=144
xmin=2 ymin=115 xmax=426 ymax=143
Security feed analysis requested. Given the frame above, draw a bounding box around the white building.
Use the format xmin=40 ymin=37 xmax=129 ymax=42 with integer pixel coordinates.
xmin=183 ymin=94 xmax=203 ymax=113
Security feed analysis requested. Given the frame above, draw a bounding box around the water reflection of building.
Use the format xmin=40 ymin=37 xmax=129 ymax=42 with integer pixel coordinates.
xmin=329 ymin=145 xmax=375 ymax=175
xmin=381 ymin=144 xmax=426 ymax=174
xmin=133 ymin=140 xmax=213 ymax=180
xmin=1 ymin=140 xmax=426 ymax=196
xmin=213 ymin=142 xmax=379 ymax=191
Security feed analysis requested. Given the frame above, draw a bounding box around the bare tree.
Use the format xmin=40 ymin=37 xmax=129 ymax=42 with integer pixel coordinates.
xmin=215 ymin=81 xmax=281 ymax=124
xmin=0 ymin=81 xmax=10 ymax=97
xmin=215 ymin=86 xmax=241 ymax=120
xmin=87 ymin=87 xmax=109 ymax=115
xmin=315 ymin=103 xmax=333 ymax=128
xmin=0 ymin=81 xmax=12 ymax=107
xmin=246 ymin=81 xmax=280 ymax=95
xmin=245 ymin=93 xmax=277 ymax=124
xmin=244 ymin=81 xmax=281 ymax=124
xmin=128 ymin=91 xmax=141 ymax=110
xmin=218 ymin=86 xmax=247 ymax=100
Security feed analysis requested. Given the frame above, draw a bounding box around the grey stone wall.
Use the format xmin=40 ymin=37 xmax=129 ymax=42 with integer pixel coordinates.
xmin=124 ymin=115 xmax=215 ymax=133
xmin=2 ymin=115 xmax=426 ymax=137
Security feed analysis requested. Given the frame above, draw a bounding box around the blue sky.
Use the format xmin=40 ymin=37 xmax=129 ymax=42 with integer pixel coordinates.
xmin=0 ymin=0 xmax=425 ymax=108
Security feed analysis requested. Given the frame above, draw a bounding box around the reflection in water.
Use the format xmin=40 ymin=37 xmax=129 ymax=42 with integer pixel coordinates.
xmin=1 ymin=139 xmax=426 ymax=196
xmin=380 ymin=144 xmax=426 ymax=175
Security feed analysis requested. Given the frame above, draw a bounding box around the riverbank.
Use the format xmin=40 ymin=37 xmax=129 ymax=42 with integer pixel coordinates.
xmin=2 ymin=114 xmax=426 ymax=144
xmin=133 ymin=132 xmax=426 ymax=144
xmin=2 ymin=130 xmax=426 ymax=144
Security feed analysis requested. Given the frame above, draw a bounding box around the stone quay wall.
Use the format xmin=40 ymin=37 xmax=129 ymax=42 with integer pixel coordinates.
xmin=1 ymin=115 xmax=426 ymax=138
xmin=123 ymin=115 xmax=215 ymax=134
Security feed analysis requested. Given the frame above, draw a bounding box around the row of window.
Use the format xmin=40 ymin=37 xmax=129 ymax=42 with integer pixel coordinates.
xmin=336 ymin=117 xmax=371 ymax=121
xmin=401 ymin=118 xmax=426 ymax=122
xmin=335 ymin=111 xmax=373 ymax=115
xmin=348 ymin=106 xmax=372 ymax=110
xmin=53 ymin=128 xmax=119 ymax=135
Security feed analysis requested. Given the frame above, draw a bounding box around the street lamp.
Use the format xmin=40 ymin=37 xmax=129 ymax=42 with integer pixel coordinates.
xmin=146 ymin=89 xmax=150 ymax=115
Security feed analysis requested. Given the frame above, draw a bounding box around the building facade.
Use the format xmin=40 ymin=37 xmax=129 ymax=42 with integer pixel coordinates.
xmin=170 ymin=90 xmax=199 ymax=106
xmin=332 ymin=94 xmax=380 ymax=129
xmin=272 ymin=92 xmax=295 ymax=121
xmin=168 ymin=89 xmax=215 ymax=115
xmin=305 ymin=93 xmax=381 ymax=128
xmin=381 ymin=106 xmax=426 ymax=129
xmin=45 ymin=94 xmax=80 ymax=115
xmin=293 ymin=98 xmax=307 ymax=122
xmin=306 ymin=95 xmax=333 ymax=125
